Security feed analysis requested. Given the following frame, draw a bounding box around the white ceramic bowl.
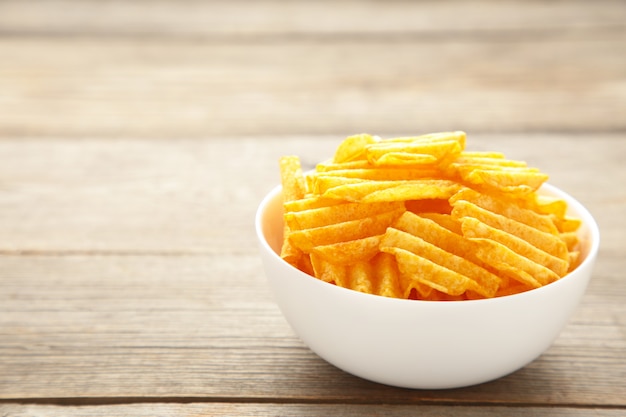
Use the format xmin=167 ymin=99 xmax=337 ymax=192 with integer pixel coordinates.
xmin=255 ymin=183 xmax=600 ymax=389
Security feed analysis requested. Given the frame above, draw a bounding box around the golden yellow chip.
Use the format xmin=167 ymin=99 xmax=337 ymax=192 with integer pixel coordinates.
xmin=460 ymin=217 xmax=569 ymax=277
xmin=322 ymin=179 xmax=460 ymax=203
xmin=310 ymin=254 xmax=348 ymax=286
xmin=365 ymin=139 xmax=461 ymax=166
xmin=277 ymin=131 xmax=582 ymax=301
xmin=469 ymin=238 xmax=558 ymax=287
xmin=311 ymin=167 xmax=440 ymax=181
xmin=372 ymin=252 xmax=403 ymax=298
xmin=311 ymin=235 xmax=383 ymax=265
xmin=279 ymin=156 xmax=307 ymax=202
xmin=450 ymin=188 xmax=559 ymax=235
xmin=285 ymin=201 xmax=404 ymax=230
xmin=383 ymin=246 xmax=479 ymax=296
xmin=380 ymin=227 xmax=500 ymax=298
xmin=348 ymin=261 xmax=376 ymax=295
xmin=393 ymin=212 xmax=482 ymax=268
xmin=278 ymin=156 xmax=307 ymax=265
xmin=333 ymin=133 xmax=378 ymax=163
xmin=288 ymin=208 xmax=404 ymax=252
xmin=451 ymin=200 xmax=569 ymax=261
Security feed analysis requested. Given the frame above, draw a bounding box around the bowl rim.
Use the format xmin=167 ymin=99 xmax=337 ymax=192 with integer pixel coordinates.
xmin=255 ymin=182 xmax=600 ymax=306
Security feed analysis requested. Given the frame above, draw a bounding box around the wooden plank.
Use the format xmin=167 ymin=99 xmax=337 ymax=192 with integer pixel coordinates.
xmin=0 ymin=0 xmax=624 ymax=37
xmin=0 ymin=254 xmax=624 ymax=405
xmin=0 ymin=403 xmax=624 ymax=417
xmin=0 ymin=135 xmax=623 ymax=253
xmin=0 ymin=35 xmax=624 ymax=138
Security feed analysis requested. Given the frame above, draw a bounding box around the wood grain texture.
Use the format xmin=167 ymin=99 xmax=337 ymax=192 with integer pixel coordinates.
xmin=0 ymin=403 xmax=625 ymax=417
xmin=0 ymin=135 xmax=623 ymax=253
xmin=0 ymin=254 xmax=624 ymax=405
xmin=1 ymin=1 xmax=625 ymax=415
xmin=1 ymin=0 xmax=625 ymax=37
xmin=0 ymin=34 xmax=624 ymax=138
xmin=1 ymin=133 xmax=625 ymax=405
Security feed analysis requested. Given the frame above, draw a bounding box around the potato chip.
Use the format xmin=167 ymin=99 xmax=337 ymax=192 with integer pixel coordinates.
xmin=393 ymin=212 xmax=483 ymax=267
xmin=349 ymin=261 xmax=376 ymax=295
xmin=333 ymin=133 xmax=378 ymax=163
xmin=277 ymin=131 xmax=582 ymax=301
xmin=285 ymin=201 xmax=404 ymax=230
xmin=323 ymin=179 xmax=461 ymax=203
xmin=451 ymin=200 xmax=569 ymax=261
xmin=463 ymin=168 xmax=548 ymax=194
xmin=380 ymin=227 xmax=500 ymax=298
xmin=416 ymin=212 xmax=462 ymax=234
xmin=372 ymin=252 xmax=403 ymax=298
xmin=469 ymin=238 xmax=558 ymax=287
xmin=310 ymin=253 xmax=349 ymax=286
xmin=450 ymin=188 xmax=559 ymax=234
xmin=283 ymin=196 xmax=343 ymax=213
xmin=311 ymin=235 xmax=383 ymax=265
xmin=366 ymin=139 xmax=461 ymax=166
xmin=278 ymin=156 xmax=307 ymax=265
xmin=383 ymin=247 xmax=479 ymax=296
xmin=288 ymin=208 xmax=404 ymax=252
xmin=279 ymin=156 xmax=307 ymax=202
xmin=312 ymin=167 xmax=440 ymax=181
xmin=460 ymin=217 xmax=568 ymax=277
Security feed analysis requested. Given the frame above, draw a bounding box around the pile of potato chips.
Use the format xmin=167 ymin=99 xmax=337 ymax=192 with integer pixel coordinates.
xmin=278 ymin=132 xmax=582 ymax=300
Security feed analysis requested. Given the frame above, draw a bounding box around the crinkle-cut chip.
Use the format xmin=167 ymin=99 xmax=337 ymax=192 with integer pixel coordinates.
xmin=288 ymin=208 xmax=405 ymax=252
xmin=451 ymin=200 xmax=569 ymax=261
xmin=311 ymin=234 xmax=383 ymax=265
xmin=316 ymin=159 xmax=374 ymax=171
xmin=360 ymin=181 xmax=461 ymax=203
xmin=283 ymin=196 xmax=343 ymax=213
xmin=278 ymin=156 xmax=308 ymax=263
xmin=348 ymin=261 xmax=376 ymax=295
xmin=333 ymin=133 xmax=378 ymax=163
xmin=393 ymin=211 xmax=485 ymax=268
xmin=450 ymin=188 xmax=559 ymax=234
xmin=463 ymin=168 xmax=548 ymax=194
xmin=495 ymin=281 xmax=534 ymax=297
xmin=405 ymin=199 xmax=452 ymax=215
xmin=311 ymin=167 xmax=440 ymax=181
xmin=372 ymin=252 xmax=403 ymax=298
xmin=533 ymin=195 xmax=568 ymax=218
xmin=384 ymin=247 xmax=479 ymax=296
xmin=425 ymin=290 xmax=467 ymax=301
xmin=280 ymin=244 xmax=302 ymax=268
xmin=279 ymin=156 xmax=307 ymax=202
xmin=417 ymin=212 xmax=462 ymax=234
xmin=405 ymin=280 xmax=434 ymax=300
xmin=309 ymin=175 xmax=365 ymax=195
xmin=310 ymin=253 xmax=349 ymax=287
xmin=366 ymin=139 xmax=461 ymax=165
xmin=470 ymin=238 xmax=560 ymax=287
xmin=553 ymin=216 xmax=583 ymax=233
xmin=381 ymin=228 xmax=499 ymax=298
xmin=460 ymin=217 xmax=569 ymax=277
xmin=322 ymin=179 xmax=460 ymax=203
xmin=559 ymin=232 xmax=580 ymax=252
xmin=376 ymin=131 xmax=466 ymax=148
xmin=285 ymin=201 xmax=404 ymax=230
xmin=457 ymin=151 xmax=507 ymax=159
xmin=298 ymin=254 xmax=315 ymax=276
xmin=568 ymin=251 xmax=581 ymax=272
xmin=453 ymin=156 xmax=528 ymax=168
xmin=370 ymin=152 xmax=438 ymax=166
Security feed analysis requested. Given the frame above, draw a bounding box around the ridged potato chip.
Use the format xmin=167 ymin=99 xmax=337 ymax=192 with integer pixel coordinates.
xmin=278 ymin=132 xmax=582 ymax=300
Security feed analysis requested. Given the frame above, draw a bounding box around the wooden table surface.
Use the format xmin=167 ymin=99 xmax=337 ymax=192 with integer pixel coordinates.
xmin=1 ymin=1 xmax=625 ymax=415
